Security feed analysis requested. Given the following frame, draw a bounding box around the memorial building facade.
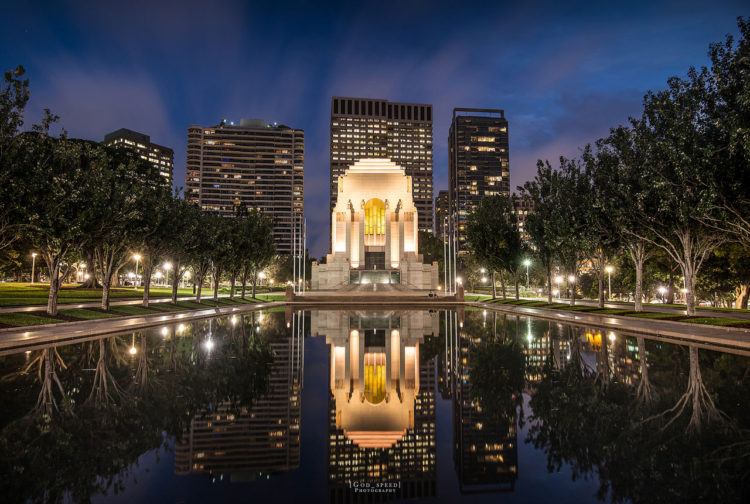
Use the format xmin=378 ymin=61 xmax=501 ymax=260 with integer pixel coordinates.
xmin=311 ymin=158 xmax=438 ymax=290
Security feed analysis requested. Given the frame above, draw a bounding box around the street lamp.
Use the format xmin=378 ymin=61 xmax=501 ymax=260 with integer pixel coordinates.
xmin=568 ymin=275 xmax=576 ymax=299
xmin=30 ymin=253 xmax=37 ymax=285
xmin=523 ymin=259 xmax=531 ymax=289
xmin=605 ymin=265 xmax=614 ymax=301
xmin=133 ymin=253 xmax=142 ymax=290
xmin=163 ymin=262 xmax=172 ymax=287
xmin=658 ymin=286 xmax=667 ymax=303
xmin=555 ymin=275 xmax=563 ymax=299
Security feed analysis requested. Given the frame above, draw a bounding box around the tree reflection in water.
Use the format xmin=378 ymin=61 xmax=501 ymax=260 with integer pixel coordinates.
xmin=526 ymin=324 xmax=750 ymax=503
xmin=0 ymin=313 xmax=273 ymax=504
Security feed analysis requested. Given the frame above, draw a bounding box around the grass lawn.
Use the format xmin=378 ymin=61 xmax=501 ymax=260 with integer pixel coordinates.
xmin=58 ymin=308 xmax=119 ymax=320
xmin=0 ymin=282 xmax=195 ymax=307
xmin=0 ymin=312 xmax=64 ymax=326
xmin=256 ymin=294 xmax=285 ymax=301
xmin=623 ymin=312 xmax=683 ymax=319
xmin=591 ymin=309 xmax=634 ymax=315
xmin=109 ymin=305 xmax=161 ymax=315
xmin=681 ymin=317 xmax=749 ymax=326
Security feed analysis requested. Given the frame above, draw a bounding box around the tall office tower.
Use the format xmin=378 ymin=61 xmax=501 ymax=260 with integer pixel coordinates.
xmin=103 ymin=128 xmax=174 ymax=185
xmin=185 ymin=119 xmax=304 ymax=255
xmin=448 ymin=108 xmax=510 ymax=251
xmin=512 ymin=195 xmax=533 ymax=244
xmin=330 ymin=97 xmax=434 ymax=236
xmin=435 ymin=190 xmax=449 ymax=240
xmin=175 ymin=313 xmax=302 ymax=479
xmin=449 ymin=313 xmax=518 ymax=493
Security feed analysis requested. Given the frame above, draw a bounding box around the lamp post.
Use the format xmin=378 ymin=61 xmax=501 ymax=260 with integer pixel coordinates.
xmin=658 ymin=286 xmax=667 ymax=303
xmin=605 ymin=265 xmax=614 ymax=301
xmin=163 ymin=262 xmax=172 ymax=288
xmin=555 ymin=275 xmax=563 ymax=299
xmin=523 ymin=259 xmax=531 ymax=290
xmin=30 ymin=253 xmax=37 ymax=285
xmin=568 ymin=275 xmax=575 ymax=299
xmin=133 ymin=254 xmax=141 ymax=290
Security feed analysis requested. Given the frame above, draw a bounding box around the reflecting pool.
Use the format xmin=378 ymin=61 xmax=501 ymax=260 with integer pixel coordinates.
xmin=0 ymin=308 xmax=748 ymax=503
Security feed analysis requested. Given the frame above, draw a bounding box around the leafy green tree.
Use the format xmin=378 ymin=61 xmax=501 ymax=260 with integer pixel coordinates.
xmin=241 ymin=210 xmax=276 ymax=299
xmin=0 ymin=66 xmax=31 ymax=253
xmin=22 ymin=134 xmax=93 ymax=315
xmin=86 ymin=145 xmax=167 ymax=310
xmin=628 ymin=68 xmax=725 ymax=315
xmin=703 ymin=18 xmax=750 ymax=251
xmin=521 ymin=161 xmax=559 ymax=303
xmin=135 ymin=190 xmax=182 ymax=307
xmin=465 ymin=195 xmax=522 ymax=299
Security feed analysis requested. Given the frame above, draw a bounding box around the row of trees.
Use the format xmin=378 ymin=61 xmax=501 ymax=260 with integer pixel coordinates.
xmin=467 ymin=18 xmax=749 ymax=315
xmin=0 ymin=66 xmax=276 ymax=315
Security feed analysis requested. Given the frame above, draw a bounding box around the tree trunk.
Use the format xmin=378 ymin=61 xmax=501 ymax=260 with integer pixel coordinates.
xmin=500 ymin=272 xmax=506 ymax=300
xmin=734 ymin=284 xmax=749 ymax=309
xmin=213 ymin=266 xmax=221 ymax=302
xmin=241 ymin=267 xmax=248 ymax=300
xmin=546 ymin=264 xmax=552 ymax=304
xmin=491 ymin=271 xmax=497 ymax=299
xmin=45 ymin=255 xmax=61 ymax=316
xmin=569 ymin=274 xmax=576 ymax=307
xmin=251 ymin=270 xmax=258 ymax=298
xmin=666 ymin=267 xmax=675 ymax=305
xmin=513 ymin=271 xmax=519 ymax=300
xmin=196 ymin=271 xmax=204 ymax=303
xmin=597 ymin=266 xmax=605 ymax=309
xmin=171 ymin=264 xmax=179 ymax=304
xmin=230 ymin=272 xmax=236 ymax=300
xmin=684 ymin=265 xmax=697 ymax=316
xmin=141 ymin=257 xmax=153 ymax=308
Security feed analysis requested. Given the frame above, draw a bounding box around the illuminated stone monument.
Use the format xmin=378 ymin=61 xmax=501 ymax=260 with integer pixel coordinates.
xmin=311 ymin=158 xmax=438 ymax=290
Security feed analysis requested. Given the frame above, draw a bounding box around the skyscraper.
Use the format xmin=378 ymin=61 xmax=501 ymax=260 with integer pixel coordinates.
xmin=435 ymin=190 xmax=449 ymax=240
xmin=330 ymin=97 xmax=434 ymax=236
xmin=185 ymin=119 xmax=304 ymax=255
xmin=103 ymin=128 xmax=174 ymax=185
xmin=448 ymin=108 xmax=510 ymax=251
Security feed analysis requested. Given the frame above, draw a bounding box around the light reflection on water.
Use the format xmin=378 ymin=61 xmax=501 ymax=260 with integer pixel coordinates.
xmin=0 ymin=309 xmax=747 ymax=503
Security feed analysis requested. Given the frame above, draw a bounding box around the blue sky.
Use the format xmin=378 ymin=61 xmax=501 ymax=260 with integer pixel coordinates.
xmin=2 ymin=0 xmax=745 ymax=256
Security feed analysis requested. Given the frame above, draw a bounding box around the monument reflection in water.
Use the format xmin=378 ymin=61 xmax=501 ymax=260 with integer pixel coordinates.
xmin=311 ymin=310 xmax=439 ymax=501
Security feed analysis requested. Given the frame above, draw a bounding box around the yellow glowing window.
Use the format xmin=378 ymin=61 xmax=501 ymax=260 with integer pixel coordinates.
xmin=364 ymin=198 xmax=386 ymax=236
xmin=364 ymin=353 xmax=386 ymax=404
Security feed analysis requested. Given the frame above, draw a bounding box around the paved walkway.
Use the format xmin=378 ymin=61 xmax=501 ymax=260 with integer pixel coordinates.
xmin=0 ymin=292 xmax=283 ymax=314
xmin=0 ymin=301 xmax=277 ymax=352
xmin=473 ymin=294 xmax=750 ymax=320
xmin=471 ymin=300 xmax=750 ymax=353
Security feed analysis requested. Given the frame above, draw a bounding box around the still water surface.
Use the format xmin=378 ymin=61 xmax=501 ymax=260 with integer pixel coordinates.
xmin=0 ymin=308 xmax=748 ymax=503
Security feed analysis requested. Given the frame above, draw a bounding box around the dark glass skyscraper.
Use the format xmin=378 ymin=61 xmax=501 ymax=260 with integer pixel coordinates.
xmin=448 ymin=108 xmax=510 ymax=251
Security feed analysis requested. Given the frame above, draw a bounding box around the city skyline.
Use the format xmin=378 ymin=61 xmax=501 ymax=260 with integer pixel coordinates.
xmin=2 ymin=0 xmax=745 ymax=256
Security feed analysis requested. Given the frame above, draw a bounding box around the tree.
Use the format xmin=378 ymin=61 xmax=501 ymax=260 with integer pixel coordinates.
xmin=86 ymin=145 xmax=167 ymax=310
xmin=0 ymin=66 xmax=31 ymax=253
xmin=465 ymin=195 xmax=522 ymax=299
xmin=239 ymin=210 xmax=275 ymax=299
xmin=22 ymin=133 xmax=92 ymax=315
xmin=703 ymin=18 xmax=750 ymax=251
xmin=521 ymin=161 xmax=559 ymax=303
xmin=135 ymin=189 xmax=182 ymax=308
xmin=629 ymin=69 xmax=725 ymax=315
xmin=581 ymin=144 xmax=624 ymax=308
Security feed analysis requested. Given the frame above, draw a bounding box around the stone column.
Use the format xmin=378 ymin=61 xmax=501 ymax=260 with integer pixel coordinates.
xmin=358 ymin=201 xmax=366 ymax=269
xmin=384 ymin=200 xmax=392 ymax=269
